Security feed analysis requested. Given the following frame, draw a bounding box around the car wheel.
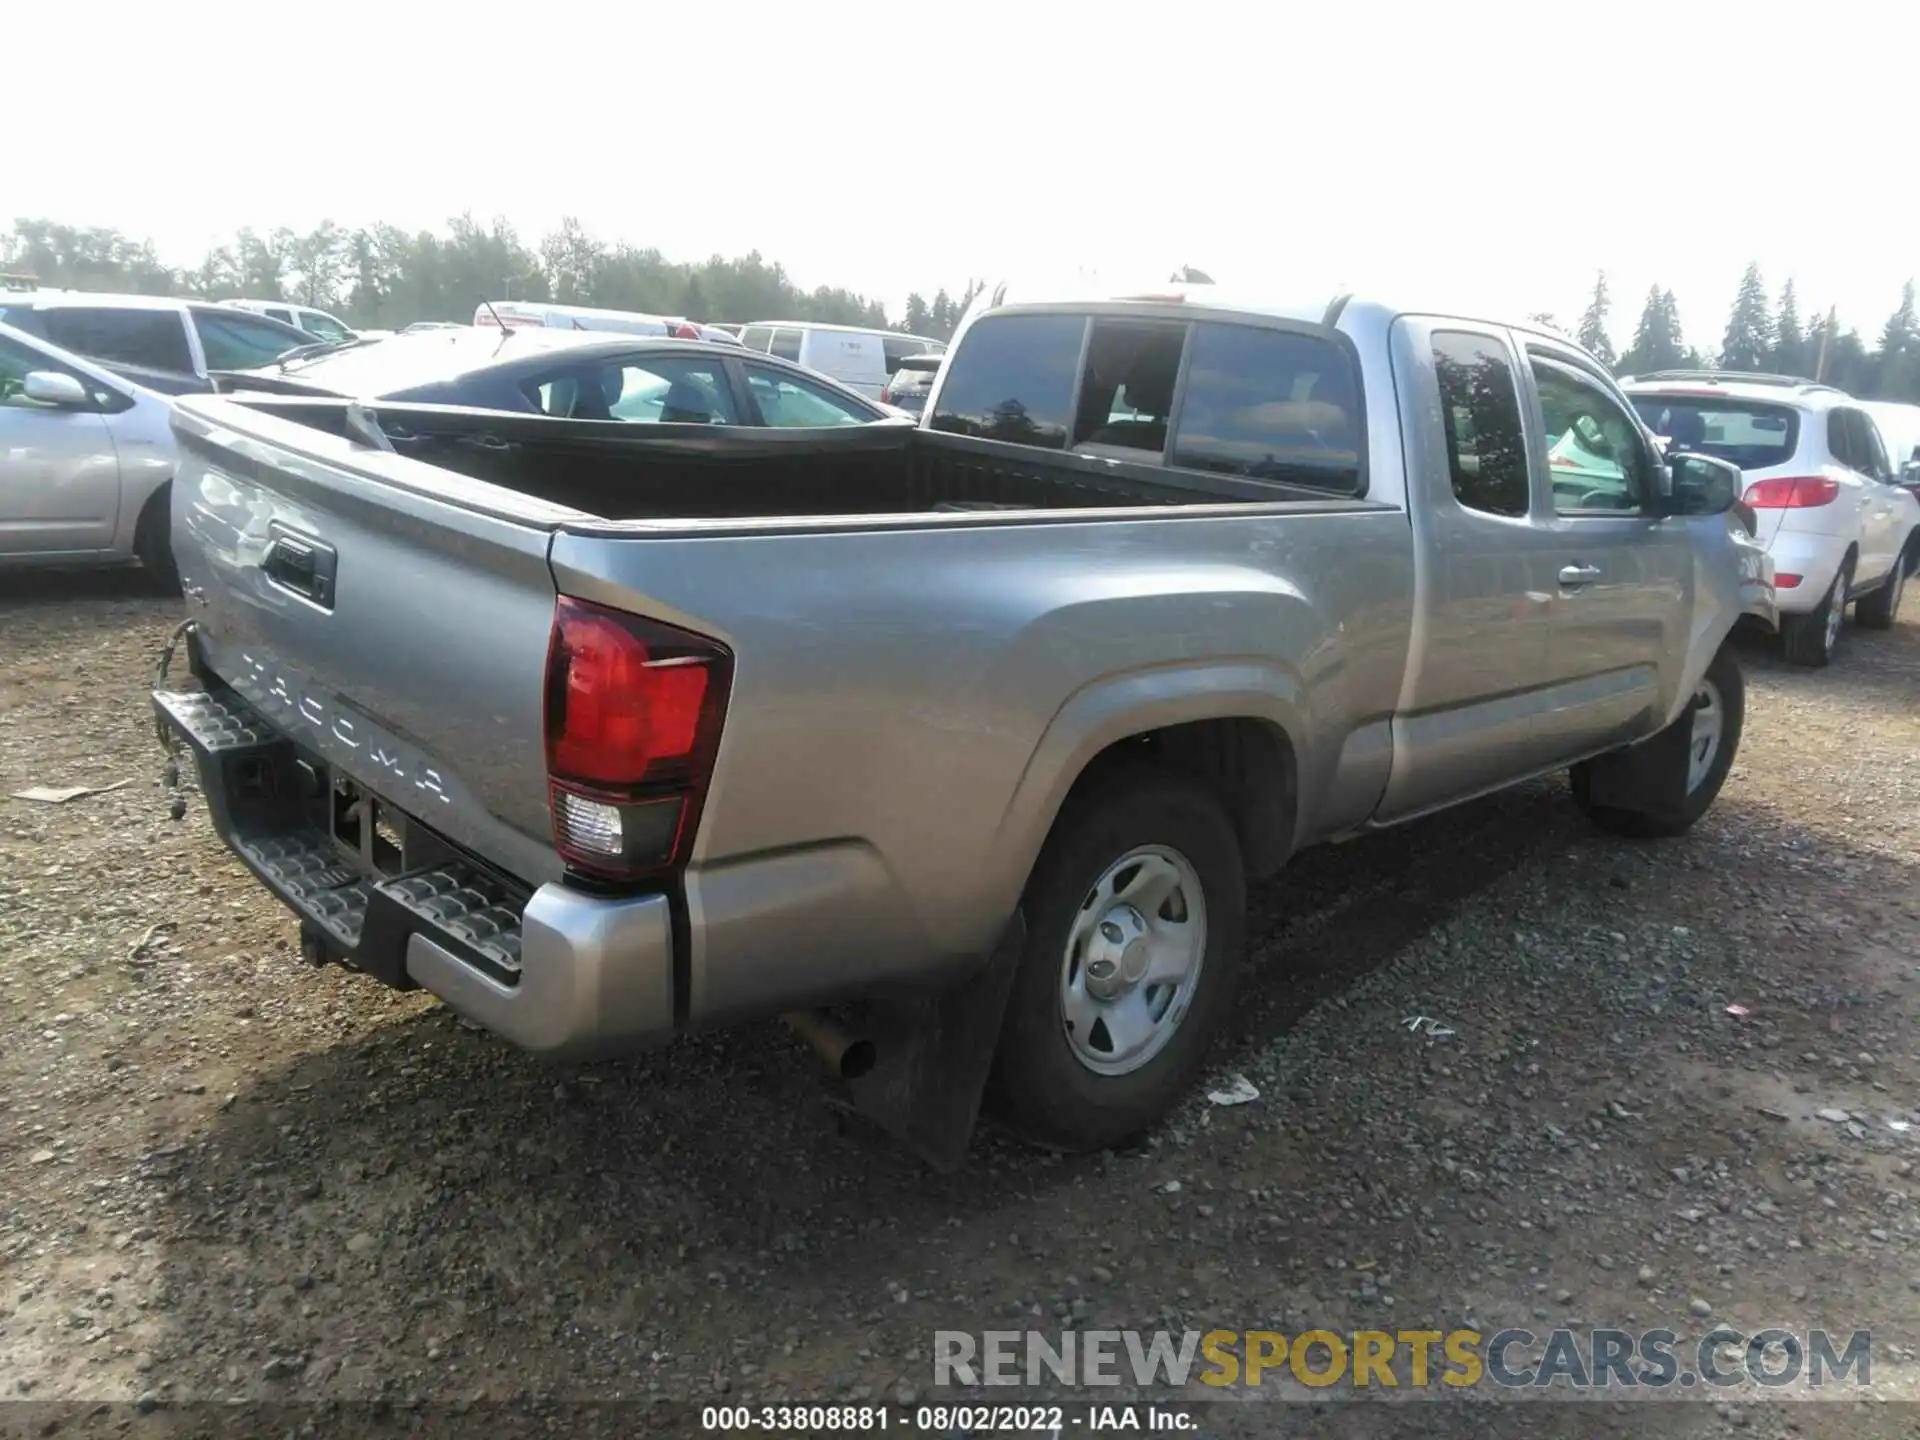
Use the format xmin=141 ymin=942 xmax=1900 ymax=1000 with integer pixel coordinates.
xmin=133 ymin=484 xmax=180 ymax=593
xmin=1780 ymin=557 xmax=1850 ymax=666
xmin=1855 ymin=541 xmax=1911 ymax=630
xmin=988 ymin=762 xmax=1245 ymax=1152
xmin=1573 ymin=645 xmax=1744 ymax=839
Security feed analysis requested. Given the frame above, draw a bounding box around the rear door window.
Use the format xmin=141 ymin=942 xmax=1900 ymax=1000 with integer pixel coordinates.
xmin=1169 ymin=323 xmax=1362 ymax=491
xmin=1431 ymin=330 xmax=1529 ymax=518
xmin=739 ymin=325 xmax=774 ymax=352
xmin=769 ymin=327 xmax=804 ymax=362
xmin=526 ymin=355 xmax=740 ymax=424
xmin=39 ymin=307 xmax=193 ymax=373
xmin=928 ymin=312 xmax=1084 ymax=449
xmin=882 ymin=335 xmax=928 ymax=370
xmin=1843 ymin=409 xmax=1890 ymax=480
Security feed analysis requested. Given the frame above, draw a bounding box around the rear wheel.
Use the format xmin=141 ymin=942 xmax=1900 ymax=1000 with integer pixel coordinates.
xmin=1855 ymin=541 xmax=1911 ymax=630
xmin=1781 ymin=557 xmax=1850 ymax=666
xmin=133 ymin=484 xmax=179 ymax=593
xmin=988 ymin=764 xmax=1245 ymax=1152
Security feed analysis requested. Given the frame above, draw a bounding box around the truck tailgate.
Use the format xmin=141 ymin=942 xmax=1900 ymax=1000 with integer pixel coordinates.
xmin=166 ymin=396 xmax=570 ymax=888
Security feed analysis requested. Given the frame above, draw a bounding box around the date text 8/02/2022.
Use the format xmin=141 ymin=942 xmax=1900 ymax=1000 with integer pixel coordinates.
xmin=932 ymin=1327 xmax=1875 ymax=1390
xmin=701 ymin=1404 xmax=1198 ymax=1431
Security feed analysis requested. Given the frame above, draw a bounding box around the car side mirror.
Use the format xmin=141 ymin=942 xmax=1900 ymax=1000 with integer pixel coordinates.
xmin=1665 ymin=452 xmax=1741 ymax=516
xmin=1903 ymin=458 xmax=1920 ymax=484
xmin=22 ymin=370 xmax=91 ymax=409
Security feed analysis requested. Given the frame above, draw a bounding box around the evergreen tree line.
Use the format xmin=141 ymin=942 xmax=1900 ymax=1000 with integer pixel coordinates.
xmin=1 ymin=215 xmax=984 ymax=341
xmin=1543 ymin=266 xmax=1920 ymax=402
xmin=7 ymin=215 xmax=1916 ymax=398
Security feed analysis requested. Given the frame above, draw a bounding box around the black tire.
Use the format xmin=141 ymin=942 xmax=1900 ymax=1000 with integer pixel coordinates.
xmin=987 ymin=763 xmax=1245 ymax=1152
xmin=1573 ymin=645 xmax=1744 ymax=840
xmin=1855 ymin=540 xmax=1911 ymax=630
xmin=1780 ymin=557 xmax=1850 ymax=666
xmin=133 ymin=483 xmax=180 ymax=593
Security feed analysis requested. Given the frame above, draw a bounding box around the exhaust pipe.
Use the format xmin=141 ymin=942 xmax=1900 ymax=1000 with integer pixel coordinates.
xmin=783 ymin=1009 xmax=876 ymax=1080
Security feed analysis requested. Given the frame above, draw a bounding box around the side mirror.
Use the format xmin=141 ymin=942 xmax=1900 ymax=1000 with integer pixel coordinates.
xmin=22 ymin=371 xmax=91 ymax=409
xmin=1903 ymin=458 xmax=1920 ymax=484
xmin=1665 ymin=452 xmax=1741 ymax=516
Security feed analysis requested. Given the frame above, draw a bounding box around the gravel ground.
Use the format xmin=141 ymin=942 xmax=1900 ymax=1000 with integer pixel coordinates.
xmin=4 ymin=569 xmax=1920 ymax=1438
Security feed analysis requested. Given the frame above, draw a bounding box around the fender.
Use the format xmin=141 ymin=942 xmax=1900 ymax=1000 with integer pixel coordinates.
xmin=987 ymin=658 xmax=1312 ymax=908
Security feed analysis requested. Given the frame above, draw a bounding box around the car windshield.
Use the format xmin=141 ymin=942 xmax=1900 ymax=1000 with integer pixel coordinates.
xmin=1630 ymin=395 xmax=1799 ymax=470
xmin=302 ymin=311 xmax=354 ymax=343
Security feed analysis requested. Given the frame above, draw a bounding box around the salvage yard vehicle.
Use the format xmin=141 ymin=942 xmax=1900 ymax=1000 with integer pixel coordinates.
xmin=0 ymin=320 xmax=179 ymax=584
xmin=212 ymin=326 xmax=888 ymax=425
xmin=1626 ymin=372 xmax=1920 ymax=665
xmin=152 ymin=282 xmax=1763 ymax=1167
xmin=0 ymin=292 xmax=313 ymax=396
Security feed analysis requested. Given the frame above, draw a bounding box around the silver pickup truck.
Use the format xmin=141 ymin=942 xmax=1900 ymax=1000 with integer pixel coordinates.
xmin=152 ymin=283 xmax=1770 ymax=1167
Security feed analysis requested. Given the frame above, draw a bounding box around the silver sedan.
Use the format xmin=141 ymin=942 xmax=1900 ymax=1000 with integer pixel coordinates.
xmin=0 ymin=320 xmax=178 ymax=585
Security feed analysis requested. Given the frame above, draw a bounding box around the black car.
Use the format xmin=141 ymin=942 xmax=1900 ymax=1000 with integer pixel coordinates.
xmin=880 ymin=352 xmax=943 ymax=416
xmin=218 ymin=327 xmax=889 ymax=428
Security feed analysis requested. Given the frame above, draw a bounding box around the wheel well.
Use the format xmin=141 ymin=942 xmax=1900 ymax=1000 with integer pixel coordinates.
xmin=1068 ymin=718 xmax=1297 ymax=878
xmin=134 ymin=480 xmax=172 ymax=544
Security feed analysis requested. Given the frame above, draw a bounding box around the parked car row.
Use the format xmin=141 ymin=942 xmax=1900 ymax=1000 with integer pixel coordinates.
xmin=1623 ymin=372 xmax=1920 ymax=666
xmin=147 ymin=282 xmax=1773 ymax=1164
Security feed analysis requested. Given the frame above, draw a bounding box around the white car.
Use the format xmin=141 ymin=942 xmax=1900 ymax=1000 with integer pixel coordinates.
xmin=1626 ymin=372 xmax=1920 ymax=665
xmin=0 ymin=320 xmax=178 ymax=584
xmin=226 ymin=299 xmax=388 ymax=344
xmin=736 ymin=323 xmax=945 ymax=400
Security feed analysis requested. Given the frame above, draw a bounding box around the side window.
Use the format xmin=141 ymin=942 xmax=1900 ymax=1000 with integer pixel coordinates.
xmin=0 ymin=335 xmax=122 ymax=413
xmin=881 ymin=335 xmax=926 ymax=370
xmin=1531 ymin=359 xmax=1648 ymax=514
xmin=265 ymin=307 xmax=294 ymax=324
xmin=527 ymin=355 xmax=740 ymax=424
xmin=739 ymin=325 xmax=774 ymax=353
xmin=742 ymin=364 xmax=871 ymax=427
xmin=40 ymin=307 xmax=193 ymax=373
xmin=1845 ymin=410 xmax=1890 ymax=480
xmin=769 ymin=328 xmax=804 ymax=362
xmin=1070 ymin=319 xmax=1186 ymax=454
xmin=1431 ymin=331 xmax=1529 ymax=517
xmin=302 ymin=311 xmax=354 ymax=344
xmin=928 ymin=312 xmax=1084 ymax=449
xmin=1170 ymin=323 xmax=1362 ymax=492
xmin=194 ymin=311 xmax=306 ymax=369
xmin=1826 ymin=411 xmax=1856 ymax=470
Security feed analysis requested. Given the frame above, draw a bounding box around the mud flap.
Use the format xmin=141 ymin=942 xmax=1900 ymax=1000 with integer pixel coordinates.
xmin=838 ymin=911 xmax=1027 ymax=1173
xmin=1579 ymin=707 xmax=1692 ymax=813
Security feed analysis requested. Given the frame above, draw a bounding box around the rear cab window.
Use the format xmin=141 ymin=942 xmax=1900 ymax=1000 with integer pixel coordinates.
xmin=1632 ymin=393 xmax=1799 ymax=472
xmin=931 ymin=308 xmax=1364 ymax=494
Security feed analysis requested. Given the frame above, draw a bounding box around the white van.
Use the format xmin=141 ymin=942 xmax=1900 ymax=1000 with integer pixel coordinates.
xmin=473 ymin=300 xmax=681 ymax=337
xmin=737 ymin=322 xmax=945 ymax=399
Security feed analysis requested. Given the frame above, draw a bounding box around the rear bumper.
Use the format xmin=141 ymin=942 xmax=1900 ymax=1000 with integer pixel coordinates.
xmin=154 ymin=686 xmax=675 ymax=1059
xmin=1766 ymin=528 xmax=1853 ymax=613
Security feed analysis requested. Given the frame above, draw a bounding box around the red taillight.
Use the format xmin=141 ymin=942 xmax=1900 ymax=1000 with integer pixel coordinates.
xmin=1745 ymin=476 xmax=1840 ymax=508
xmin=1775 ymin=573 xmax=1803 ymax=588
xmin=672 ymin=321 xmax=701 ymax=340
xmin=544 ymin=596 xmax=731 ymax=881
xmin=880 ymin=387 xmax=892 ymax=403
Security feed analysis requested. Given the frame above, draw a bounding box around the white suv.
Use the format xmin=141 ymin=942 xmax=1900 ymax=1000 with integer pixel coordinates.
xmin=1625 ymin=372 xmax=1920 ymax=665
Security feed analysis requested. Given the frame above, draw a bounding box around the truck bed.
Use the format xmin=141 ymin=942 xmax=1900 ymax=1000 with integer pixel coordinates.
xmin=215 ymin=394 xmax=1356 ymax=521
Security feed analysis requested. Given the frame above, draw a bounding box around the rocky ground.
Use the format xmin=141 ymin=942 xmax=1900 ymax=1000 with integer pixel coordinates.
xmin=4 ymin=568 xmax=1920 ymax=1439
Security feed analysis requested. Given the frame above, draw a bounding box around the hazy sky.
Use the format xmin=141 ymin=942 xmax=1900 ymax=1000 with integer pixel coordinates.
xmin=13 ymin=1 xmax=1918 ymax=344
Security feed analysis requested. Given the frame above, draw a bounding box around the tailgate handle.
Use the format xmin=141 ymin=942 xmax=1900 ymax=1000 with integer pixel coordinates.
xmin=263 ymin=528 xmax=338 ymax=609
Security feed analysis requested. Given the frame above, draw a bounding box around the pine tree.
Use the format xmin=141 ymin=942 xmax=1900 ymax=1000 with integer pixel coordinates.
xmin=1576 ymin=271 xmax=1615 ymax=366
xmin=1876 ymin=281 xmax=1918 ymax=400
xmin=1772 ymin=280 xmax=1803 ymax=377
xmin=1620 ymin=286 xmax=1687 ymax=375
xmin=1719 ymin=262 xmax=1773 ymax=371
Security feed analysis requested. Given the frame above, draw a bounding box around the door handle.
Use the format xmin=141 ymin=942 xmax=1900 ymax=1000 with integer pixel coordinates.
xmin=1558 ymin=564 xmax=1603 ymax=586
